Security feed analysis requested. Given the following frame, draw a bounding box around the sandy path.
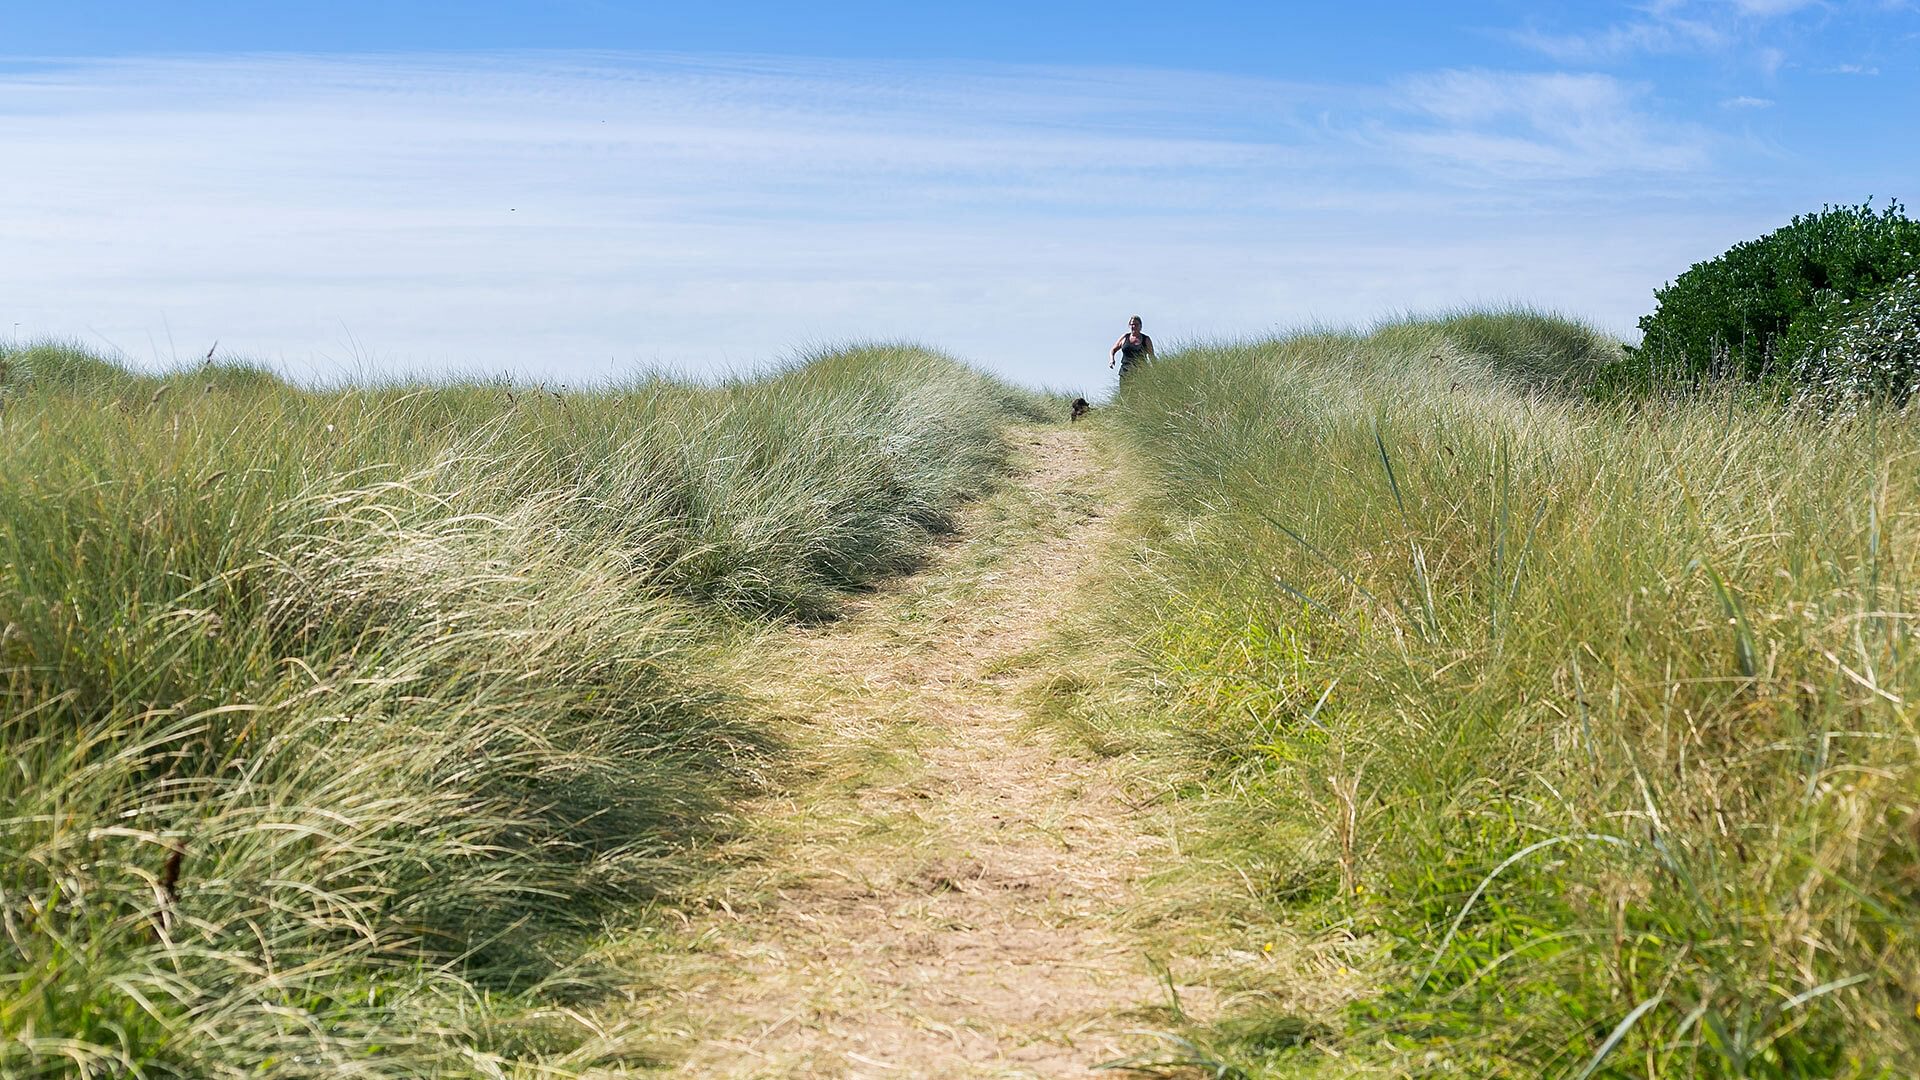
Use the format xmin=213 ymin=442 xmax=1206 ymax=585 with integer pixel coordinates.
xmin=651 ymin=426 xmax=1216 ymax=1078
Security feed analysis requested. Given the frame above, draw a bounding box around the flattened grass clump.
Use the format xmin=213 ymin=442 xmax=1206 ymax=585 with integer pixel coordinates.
xmin=1081 ymin=312 xmax=1919 ymax=1076
xmin=1381 ymin=307 xmax=1621 ymax=391
xmin=0 ymin=339 xmax=144 ymax=391
xmin=0 ymin=341 xmax=1040 ymax=1077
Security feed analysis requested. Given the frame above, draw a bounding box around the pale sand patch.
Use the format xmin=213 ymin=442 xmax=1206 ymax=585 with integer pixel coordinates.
xmin=644 ymin=426 xmax=1222 ymax=1078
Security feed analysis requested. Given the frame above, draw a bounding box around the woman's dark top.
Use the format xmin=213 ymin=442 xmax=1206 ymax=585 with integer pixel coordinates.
xmin=1117 ymin=331 xmax=1153 ymax=375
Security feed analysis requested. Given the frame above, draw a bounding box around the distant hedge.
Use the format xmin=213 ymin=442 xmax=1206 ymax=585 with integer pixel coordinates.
xmin=1624 ymin=201 xmax=1920 ymax=388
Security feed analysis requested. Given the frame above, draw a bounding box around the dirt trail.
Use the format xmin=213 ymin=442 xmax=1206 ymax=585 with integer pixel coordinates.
xmin=651 ymin=427 xmax=1216 ymax=1078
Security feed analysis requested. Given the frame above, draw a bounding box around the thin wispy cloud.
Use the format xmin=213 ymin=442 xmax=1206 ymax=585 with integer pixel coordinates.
xmin=1729 ymin=0 xmax=1820 ymax=15
xmin=1511 ymin=14 xmax=1726 ymax=63
xmin=1389 ymin=70 xmax=1709 ymax=177
xmin=1510 ymin=0 xmax=1827 ymax=64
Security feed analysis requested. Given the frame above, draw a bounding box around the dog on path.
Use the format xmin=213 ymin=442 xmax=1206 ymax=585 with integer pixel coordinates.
xmin=1070 ymin=397 xmax=1091 ymax=422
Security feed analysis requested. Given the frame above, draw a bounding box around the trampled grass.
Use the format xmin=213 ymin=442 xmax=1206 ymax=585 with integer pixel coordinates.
xmin=0 ymin=340 xmax=1051 ymax=1077
xmin=1061 ymin=311 xmax=1920 ymax=1076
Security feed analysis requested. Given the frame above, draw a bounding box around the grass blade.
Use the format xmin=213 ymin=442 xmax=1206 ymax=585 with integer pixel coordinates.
xmin=1576 ymin=995 xmax=1665 ymax=1080
xmin=1417 ymin=833 xmax=1627 ymax=990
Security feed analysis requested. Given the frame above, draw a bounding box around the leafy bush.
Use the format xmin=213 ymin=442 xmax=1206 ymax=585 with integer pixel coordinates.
xmin=1626 ymin=201 xmax=1920 ymax=386
xmin=1793 ymin=271 xmax=1920 ymax=408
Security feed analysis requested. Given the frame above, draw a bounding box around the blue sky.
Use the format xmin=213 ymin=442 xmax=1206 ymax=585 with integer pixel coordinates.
xmin=2 ymin=1 xmax=1914 ymax=387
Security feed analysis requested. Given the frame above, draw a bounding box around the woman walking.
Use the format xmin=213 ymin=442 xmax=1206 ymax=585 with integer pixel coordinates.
xmin=1109 ymin=315 xmax=1155 ymax=382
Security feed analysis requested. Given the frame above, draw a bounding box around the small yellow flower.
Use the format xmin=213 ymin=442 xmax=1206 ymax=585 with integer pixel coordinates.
xmin=1262 ymin=942 xmax=1273 ymax=954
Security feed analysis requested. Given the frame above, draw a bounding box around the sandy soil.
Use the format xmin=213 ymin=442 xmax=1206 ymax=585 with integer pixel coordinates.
xmin=648 ymin=426 xmax=1220 ymax=1078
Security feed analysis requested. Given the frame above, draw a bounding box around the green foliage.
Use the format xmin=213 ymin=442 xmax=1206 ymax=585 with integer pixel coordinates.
xmin=0 ymin=343 xmax=1037 ymax=1076
xmin=1078 ymin=312 xmax=1920 ymax=1076
xmin=1793 ymin=270 xmax=1920 ymax=408
xmin=1623 ymin=201 xmax=1920 ymax=387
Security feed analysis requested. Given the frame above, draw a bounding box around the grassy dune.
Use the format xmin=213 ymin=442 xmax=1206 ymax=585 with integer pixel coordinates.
xmin=1068 ymin=313 xmax=1919 ymax=1075
xmin=0 ymin=341 xmax=1048 ymax=1077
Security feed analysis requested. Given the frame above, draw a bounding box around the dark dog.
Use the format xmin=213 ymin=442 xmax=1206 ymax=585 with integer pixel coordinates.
xmin=1070 ymin=397 xmax=1091 ymax=422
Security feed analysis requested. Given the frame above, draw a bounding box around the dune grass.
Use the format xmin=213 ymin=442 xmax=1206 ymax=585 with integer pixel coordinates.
xmin=0 ymin=341 xmax=1050 ymax=1077
xmin=1058 ymin=311 xmax=1919 ymax=1076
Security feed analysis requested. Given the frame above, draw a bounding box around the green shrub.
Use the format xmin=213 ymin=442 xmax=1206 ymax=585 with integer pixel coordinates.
xmin=1793 ymin=270 xmax=1920 ymax=408
xmin=1625 ymin=201 xmax=1920 ymax=387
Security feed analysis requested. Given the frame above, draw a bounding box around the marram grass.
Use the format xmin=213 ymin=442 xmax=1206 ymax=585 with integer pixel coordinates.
xmin=0 ymin=341 xmax=1051 ymax=1077
xmin=1070 ymin=312 xmax=1919 ymax=1077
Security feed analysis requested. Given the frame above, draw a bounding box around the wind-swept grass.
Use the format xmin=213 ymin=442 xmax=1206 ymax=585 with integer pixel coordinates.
xmin=0 ymin=341 xmax=1049 ymax=1077
xmin=1064 ymin=312 xmax=1919 ymax=1076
